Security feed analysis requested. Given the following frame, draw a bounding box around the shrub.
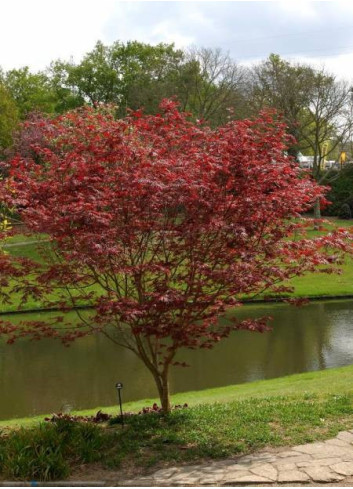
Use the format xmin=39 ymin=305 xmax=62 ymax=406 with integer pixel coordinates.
xmin=324 ymin=164 xmax=353 ymax=216
xmin=338 ymin=203 xmax=352 ymax=219
xmin=0 ymin=424 xmax=69 ymax=481
xmin=0 ymin=421 xmax=106 ymax=481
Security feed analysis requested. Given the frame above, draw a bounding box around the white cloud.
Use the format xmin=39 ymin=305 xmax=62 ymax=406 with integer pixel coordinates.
xmin=1 ymin=0 xmax=117 ymax=71
xmin=278 ymin=0 xmax=319 ymax=20
xmin=292 ymin=53 xmax=353 ymax=83
xmin=150 ymin=20 xmax=195 ymax=46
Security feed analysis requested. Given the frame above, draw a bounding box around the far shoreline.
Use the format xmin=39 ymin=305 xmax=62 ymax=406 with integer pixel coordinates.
xmin=2 ymin=293 xmax=353 ymax=316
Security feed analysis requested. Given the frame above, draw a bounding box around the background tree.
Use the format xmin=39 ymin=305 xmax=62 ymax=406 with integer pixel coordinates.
xmin=299 ymin=69 xmax=353 ymax=215
xmin=47 ymin=60 xmax=85 ymax=113
xmin=0 ymin=83 xmax=19 ymax=157
xmin=248 ymin=54 xmax=317 ymax=159
xmin=50 ymin=42 xmax=121 ymax=106
xmin=4 ymin=67 xmax=59 ymax=118
xmin=113 ymin=41 xmax=184 ymax=115
xmin=249 ymin=55 xmax=353 ymax=218
xmin=299 ymin=71 xmax=353 ymax=219
xmin=324 ymin=163 xmax=353 ymax=218
xmin=181 ymin=46 xmax=248 ymax=125
xmin=50 ymin=41 xmax=185 ymax=116
xmin=0 ymin=102 xmax=350 ymax=412
xmin=49 ymin=42 xmax=247 ymax=124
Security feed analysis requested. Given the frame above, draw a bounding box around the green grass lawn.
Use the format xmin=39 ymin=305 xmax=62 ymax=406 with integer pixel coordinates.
xmin=285 ymin=218 xmax=353 ymax=297
xmin=2 ymin=365 xmax=353 ymax=481
xmin=288 ymin=259 xmax=353 ymax=297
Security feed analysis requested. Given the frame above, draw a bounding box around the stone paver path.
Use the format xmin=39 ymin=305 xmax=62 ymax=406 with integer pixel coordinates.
xmin=120 ymin=430 xmax=353 ymax=486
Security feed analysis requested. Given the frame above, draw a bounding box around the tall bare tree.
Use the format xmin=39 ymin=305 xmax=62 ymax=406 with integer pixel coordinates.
xmin=181 ymin=46 xmax=248 ymax=125
xmin=249 ymin=55 xmax=353 ymax=218
xmin=248 ymin=54 xmax=315 ymax=158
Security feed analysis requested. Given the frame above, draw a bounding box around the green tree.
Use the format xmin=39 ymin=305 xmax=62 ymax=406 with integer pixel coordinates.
xmin=114 ymin=41 xmax=184 ymax=115
xmin=47 ymin=61 xmax=85 ymax=113
xmin=50 ymin=42 xmax=120 ymax=106
xmin=249 ymin=54 xmax=315 ymax=159
xmin=49 ymin=42 xmax=248 ymax=125
xmin=0 ymin=82 xmax=19 ymax=154
xmin=50 ymin=41 xmax=185 ymax=116
xmin=4 ymin=67 xmax=58 ymax=118
xmin=324 ymin=164 xmax=353 ymax=217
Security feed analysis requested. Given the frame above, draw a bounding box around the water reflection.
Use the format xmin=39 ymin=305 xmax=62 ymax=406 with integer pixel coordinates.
xmin=0 ymin=299 xmax=352 ymax=420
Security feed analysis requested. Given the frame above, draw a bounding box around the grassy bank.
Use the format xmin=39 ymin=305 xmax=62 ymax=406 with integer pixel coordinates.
xmin=3 ymin=363 xmax=353 ymax=429
xmin=1 ymin=366 xmax=353 ymax=480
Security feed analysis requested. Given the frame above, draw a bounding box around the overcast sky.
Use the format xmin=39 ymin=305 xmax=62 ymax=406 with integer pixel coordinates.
xmin=2 ymin=1 xmax=353 ymax=80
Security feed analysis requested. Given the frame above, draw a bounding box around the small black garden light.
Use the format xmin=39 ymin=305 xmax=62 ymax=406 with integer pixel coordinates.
xmin=115 ymin=382 xmax=124 ymax=425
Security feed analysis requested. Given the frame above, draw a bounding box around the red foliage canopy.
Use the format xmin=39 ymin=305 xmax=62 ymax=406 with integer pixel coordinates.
xmin=0 ymin=101 xmax=351 ymax=410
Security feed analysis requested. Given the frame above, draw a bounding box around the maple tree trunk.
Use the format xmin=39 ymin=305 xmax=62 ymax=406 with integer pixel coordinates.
xmin=313 ymin=198 xmax=321 ymax=219
xmin=160 ymin=377 xmax=171 ymax=413
xmin=151 ymin=369 xmax=171 ymax=413
xmin=313 ymin=198 xmax=321 ymax=230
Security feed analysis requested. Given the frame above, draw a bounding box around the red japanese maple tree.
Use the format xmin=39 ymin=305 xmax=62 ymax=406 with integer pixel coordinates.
xmin=0 ymin=101 xmax=351 ymax=411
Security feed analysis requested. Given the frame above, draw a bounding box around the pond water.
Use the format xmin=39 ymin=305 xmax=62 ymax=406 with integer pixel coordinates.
xmin=1 ymin=299 xmax=353 ymax=420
